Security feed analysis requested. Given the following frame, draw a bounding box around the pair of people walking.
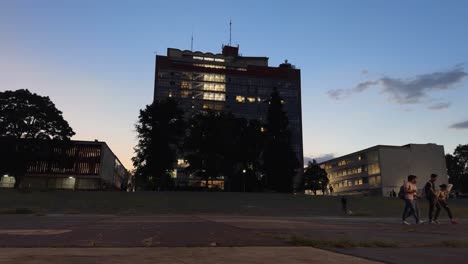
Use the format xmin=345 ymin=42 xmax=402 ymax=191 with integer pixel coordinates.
xmin=401 ymin=174 xmax=458 ymax=225
xmin=425 ymin=174 xmax=458 ymax=225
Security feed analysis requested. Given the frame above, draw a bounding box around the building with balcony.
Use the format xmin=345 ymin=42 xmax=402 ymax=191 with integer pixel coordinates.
xmin=319 ymin=144 xmax=447 ymax=196
xmin=0 ymin=138 xmax=132 ymax=191
xmin=154 ymin=45 xmax=303 ymax=188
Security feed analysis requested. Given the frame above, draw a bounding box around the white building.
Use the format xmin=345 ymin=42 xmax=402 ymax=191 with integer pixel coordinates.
xmin=320 ymin=144 xmax=447 ymax=196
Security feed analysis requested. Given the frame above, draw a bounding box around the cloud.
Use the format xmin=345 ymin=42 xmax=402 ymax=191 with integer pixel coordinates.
xmin=304 ymin=154 xmax=335 ymax=164
xmin=450 ymin=120 xmax=468 ymax=129
xmin=428 ymin=102 xmax=451 ymax=110
xmin=328 ymin=65 xmax=468 ymax=107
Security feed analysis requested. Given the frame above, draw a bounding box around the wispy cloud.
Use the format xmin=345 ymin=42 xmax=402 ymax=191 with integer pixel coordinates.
xmin=428 ymin=102 xmax=451 ymax=110
xmin=449 ymin=120 xmax=468 ymax=129
xmin=327 ymin=65 xmax=468 ymax=109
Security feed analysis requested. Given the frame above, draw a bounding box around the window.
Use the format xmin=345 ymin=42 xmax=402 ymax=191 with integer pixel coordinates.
xmin=203 ymin=74 xmax=225 ymax=82
xmin=247 ymin=97 xmax=256 ymax=103
xmin=203 ymin=83 xmax=225 ymax=92
xmin=203 ymin=92 xmax=225 ymax=101
xmin=194 ymin=64 xmax=226 ymax=69
xmin=214 ymin=58 xmax=225 ymax=62
xmin=236 ymin=96 xmax=245 ymax=103
xmin=367 ymin=163 xmax=381 ymax=175
xmin=181 ymin=81 xmax=191 ymax=89
xmin=193 ymin=56 xmax=204 ymax=60
xmin=204 ymin=57 xmax=215 ymax=61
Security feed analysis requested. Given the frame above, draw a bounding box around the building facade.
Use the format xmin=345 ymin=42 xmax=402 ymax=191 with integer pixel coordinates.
xmin=319 ymin=144 xmax=447 ymax=196
xmin=0 ymin=138 xmax=132 ymax=191
xmin=153 ymin=45 xmax=303 ymax=188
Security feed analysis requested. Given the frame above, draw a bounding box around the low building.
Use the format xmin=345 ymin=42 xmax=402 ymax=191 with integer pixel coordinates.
xmin=0 ymin=138 xmax=132 ymax=191
xmin=319 ymin=144 xmax=447 ymax=196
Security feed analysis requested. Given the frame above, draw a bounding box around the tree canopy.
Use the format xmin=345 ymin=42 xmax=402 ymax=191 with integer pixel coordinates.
xmin=448 ymin=144 xmax=468 ymax=193
xmin=304 ymin=160 xmax=329 ymax=195
xmin=0 ymin=89 xmax=75 ymax=140
xmin=262 ymin=88 xmax=298 ymax=192
xmin=132 ymin=99 xmax=185 ymax=190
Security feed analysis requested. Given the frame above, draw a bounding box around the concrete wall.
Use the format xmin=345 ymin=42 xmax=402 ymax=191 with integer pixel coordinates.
xmin=379 ymin=144 xmax=447 ymax=196
xmin=99 ymin=143 xmax=117 ymax=189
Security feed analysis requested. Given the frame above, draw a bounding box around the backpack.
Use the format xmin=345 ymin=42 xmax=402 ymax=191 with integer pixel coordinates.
xmin=398 ymin=185 xmax=405 ymax=199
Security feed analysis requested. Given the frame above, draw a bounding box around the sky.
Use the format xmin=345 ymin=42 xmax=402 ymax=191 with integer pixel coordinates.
xmin=1 ymin=0 xmax=467 ymax=169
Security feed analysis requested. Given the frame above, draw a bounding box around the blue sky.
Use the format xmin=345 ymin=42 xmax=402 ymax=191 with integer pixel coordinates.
xmin=1 ymin=0 xmax=467 ymax=168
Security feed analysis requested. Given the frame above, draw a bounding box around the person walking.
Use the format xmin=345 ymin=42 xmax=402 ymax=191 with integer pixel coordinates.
xmin=425 ymin=174 xmax=439 ymax=224
xmin=402 ymin=175 xmax=422 ymax=225
xmin=434 ymin=184 xmax=459 ymax=224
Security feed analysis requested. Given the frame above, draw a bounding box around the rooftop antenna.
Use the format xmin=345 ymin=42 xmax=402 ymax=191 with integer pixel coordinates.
xmin=229 ymin=19 xmax=232 ymax=46
xmin=191 ymin=32 xmax=194 ymax=51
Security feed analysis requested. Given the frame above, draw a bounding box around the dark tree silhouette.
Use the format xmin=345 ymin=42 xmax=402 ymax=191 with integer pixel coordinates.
xmin=132 ymin=99 xmax=185 ymax=190
xmin=0 ymin=89 xmax=75 ymax=188
xmin=304 ymin=160 xmax=329 ymax=195
xmin=0 ymin=89 xmax=75 ymax=140
xmin=184 ymin=111 xmax=264 ymax=192
xmin=262 ymin=88 xmax=298 ymax=192
xmin=446 ymin=154 xmax=464 ymax=191
xmin=452 ymin=144 xmax=468 ymax=193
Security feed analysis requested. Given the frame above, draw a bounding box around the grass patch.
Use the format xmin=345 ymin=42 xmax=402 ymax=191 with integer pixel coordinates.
xmin=434 ymin=240 xmax=468 ymax=248
xmin=289 ymin=235 xmax=399 ymax=248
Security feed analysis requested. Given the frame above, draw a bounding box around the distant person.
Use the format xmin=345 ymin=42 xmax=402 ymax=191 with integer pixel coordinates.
xmin=401 ymin=175 xmax=422 ymax=225
xmin=341 ymin=196 xmax=349 ymax=215
xmin=329 ymin=186 xmax=334 ymax=196
xmin=434 ymin=184 xmax=459 ymax=224
xmin=424 ymin=174 xmax=438 ymax=223
xmin=392 ymin=189 xmax=397 ymax=198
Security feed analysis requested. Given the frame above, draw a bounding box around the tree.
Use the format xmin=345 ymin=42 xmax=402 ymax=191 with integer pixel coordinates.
xmin=446 ymin=154 xmax=464 ymax=191
xmin=304 ymin=160 xmax=329 ymax=195
xmin=132 ymin=99 xmax=185 ymax=190
xmin=453 ymin=144 xmax=468 ymax=193
xmin=184 ymin=111 xmax=245 ymax=190
xmin=0 ymin=89 xmax=75 ymax=188
xmin=262 ymin=88 xmax=298 ymax=192
xmin=0 ymin=89 xmax=75 ymax=140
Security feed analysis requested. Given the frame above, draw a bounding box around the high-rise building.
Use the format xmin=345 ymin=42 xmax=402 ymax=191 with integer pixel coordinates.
xmin=318 ymin=144 xmax=447 ymax=196
xmin=153 ymin=45 xmax=303 ymax=188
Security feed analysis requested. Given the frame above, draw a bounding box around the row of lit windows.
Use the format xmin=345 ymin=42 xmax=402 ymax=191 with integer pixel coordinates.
xmin=329 ymin=163 xmax=380 ymax=178
xmin=193 ymin=56 xmax=225 ymax=63
xmin=203 ymin=73 xmax=226 ymax=82
xmin=203 ymin=92 xmax=225 ymax=101
xmin=194 ymin=63 xmax=226 ymax=69
xmin=236 ymin=96 xmax=262 ymax=103
xmin=332 ymin=176 xmax=381 ymax=189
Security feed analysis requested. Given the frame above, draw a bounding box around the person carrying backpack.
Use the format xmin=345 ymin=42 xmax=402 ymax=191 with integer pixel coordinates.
xmin=424 ymin=174 xmax=438 ymax=223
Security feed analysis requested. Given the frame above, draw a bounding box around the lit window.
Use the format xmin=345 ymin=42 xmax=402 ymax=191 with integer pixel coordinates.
xmin=236 ymin=96 xmax=245 ymax=103
xmin=247 ymin=97 xmax=256 ymax=103
xmin=194 ymin=64 xmax=226 ymax=69
xmin=203 ymin=92 xmax=225 ymax=101
xmin=177 ymin=159 xmax=185 ymax=165
xmin=214 ymin=58 xmax=225 ymax=62
xmin=203 ymin=83 xmax=225 ymax=92
xmin=203 ymin=74 xmax=225 ymax=82
xmin=193 ymin=56 xmax=204 ymax=60
xmin=260 ymin=127 xmax=265 ymax=133
xmin=181 ymin=81 xmax=191 ymax=89
xmin=204 ymin=57 xmax=215 ymax=61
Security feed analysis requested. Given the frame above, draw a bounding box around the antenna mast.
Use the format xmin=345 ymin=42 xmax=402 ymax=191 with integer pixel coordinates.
xmin=229 ymin=19 xmax=232 ymax=46
xmin=191 ymin=32 xmax=194 ymax=51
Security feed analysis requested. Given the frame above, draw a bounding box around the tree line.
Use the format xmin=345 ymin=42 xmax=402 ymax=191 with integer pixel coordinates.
xmin=132 ymin=88 xmax=299 ymax=192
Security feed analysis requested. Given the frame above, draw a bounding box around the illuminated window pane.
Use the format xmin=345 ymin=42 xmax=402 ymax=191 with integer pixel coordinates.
xmin=247 ymin=97 xmax=256 ymax=103
xmin=214 ymin=58 xmax=225 ymax=62
xmin=203 ymin=92 xmax=225 ymax=101
xmin=193 ymin=56 xmax=204 ymax=60
xmin=236 ymin=96 xmax=245 ymax=103
xmin=204 ymin=57 xmax=214 ymax=61
xmin=181 ymin=81 xmax=191 ymax=89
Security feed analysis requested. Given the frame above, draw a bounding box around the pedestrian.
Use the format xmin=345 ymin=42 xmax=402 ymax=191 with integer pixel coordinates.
xmin=402 ymin=175 xmax=423 ymax=225
xmin=424 ymin=174 xmax=438 ymax=223
xmin=392 ymin=189 xmax=397 ymax=198
xmin=329 ymin=185 xmax=334 ymax=196
xmin=434 ymin=184 xmax=459 ymax=224
xmin=341 ymin=196 xmax=348 ymax=215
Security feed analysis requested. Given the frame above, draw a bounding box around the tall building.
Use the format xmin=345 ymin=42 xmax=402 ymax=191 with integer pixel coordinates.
xmin=0 ymin=138 xmax=132 ymax=191
xmin=319 ymin=144 xmax=447 ymax=196
xmin=153 ymin=45 xmax=303 ymax=188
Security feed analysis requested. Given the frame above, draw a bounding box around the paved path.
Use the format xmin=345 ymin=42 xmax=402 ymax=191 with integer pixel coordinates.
xmin=0 ymin=247 xmax=381 ymax=264
xmin=0 ymin=215 xmax=467 ymax=263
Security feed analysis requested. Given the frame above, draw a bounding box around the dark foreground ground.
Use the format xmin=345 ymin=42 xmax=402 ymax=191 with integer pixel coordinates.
xmin=0 ymin=214 xmax=467 ymax=264
xmin=1 ymin=191 xmax=468 ymax=263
